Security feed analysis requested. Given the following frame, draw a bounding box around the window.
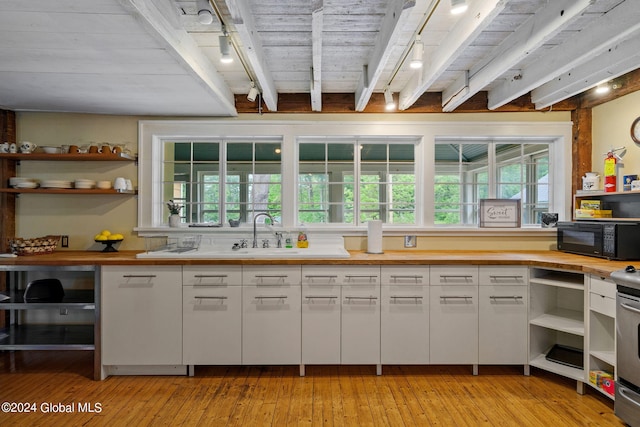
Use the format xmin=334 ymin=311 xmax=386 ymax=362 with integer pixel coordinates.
xmin=297 ymin=137 xmax=417 ymax=225
xmin=434 ymin=138 xmax=552 ymax=226
xmin=162 ymin=138 xmax=282 ymax=225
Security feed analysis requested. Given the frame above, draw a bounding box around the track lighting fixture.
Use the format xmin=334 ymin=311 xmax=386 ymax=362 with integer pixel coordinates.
xmin=247 ymin=82 xmax=259 ymax=102
xmin=450 ymin=0 xmax=468 ymax=15
xmin=384 ymin=87 xmax=396 ymax=111
xmin=219 ymin=26 xmax=233 ymax=64
xmin=410 ymin=35 xmax=423 ymax=69
xmin=198 ymin=9 xmax=213 ymax=25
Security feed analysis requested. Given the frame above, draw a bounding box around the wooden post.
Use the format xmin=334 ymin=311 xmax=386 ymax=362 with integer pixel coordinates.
xmin=571 ymin=107 xmax=592 ymax=200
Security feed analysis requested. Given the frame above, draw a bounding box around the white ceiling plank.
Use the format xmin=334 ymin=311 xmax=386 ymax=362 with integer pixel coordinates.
xmin=398 ymin=0 xmax=507 ymax=111
xmin=487 ymin=0 xmax=640 ymax=110
xmin=354 ymin=0 xmax=416 ymax=112
xmin=119 ymin=0 xmax=237 ymax=115
xmin=532 ymin=37 xmax=640 ymax=109
xmin=224 ymin=0 xmax=279 ymax=111
xmin=442 ymin=0 xmax=594 ymax=112
xmin=310 ymin=0 xmax=323 ymax=111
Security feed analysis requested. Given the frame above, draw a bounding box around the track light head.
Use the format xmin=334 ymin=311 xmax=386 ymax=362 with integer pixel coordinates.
xmin=219 ymin=35 xmax=233 ymax=64
xmin=384 ymin=87 xmax=396 ymax=111
xmin=247 ymin=82 xmax=259 ymax=102
xmin=410 ymin=36 xmax=423 ymax=69
xmin=451 ymin=0 xmax=468 ymax=15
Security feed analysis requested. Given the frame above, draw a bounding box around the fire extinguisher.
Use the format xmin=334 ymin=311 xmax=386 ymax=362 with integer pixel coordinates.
xmin=603 ymin=147 xmax=625 ymax=192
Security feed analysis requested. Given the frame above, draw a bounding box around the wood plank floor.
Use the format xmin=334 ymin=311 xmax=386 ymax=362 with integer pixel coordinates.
xmin=0 ymin=351 xmax=624 ymax=426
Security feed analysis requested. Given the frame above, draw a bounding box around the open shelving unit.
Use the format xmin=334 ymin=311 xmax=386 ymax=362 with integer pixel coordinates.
xmin=574 ymin=190 xmax=640 ymax=221
xmin=529 ymin=268 xmax=586 ymax=392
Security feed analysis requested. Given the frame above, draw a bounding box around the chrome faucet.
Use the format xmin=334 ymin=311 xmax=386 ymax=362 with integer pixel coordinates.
xmin=253 ymin=212 xmax=275 ymax=248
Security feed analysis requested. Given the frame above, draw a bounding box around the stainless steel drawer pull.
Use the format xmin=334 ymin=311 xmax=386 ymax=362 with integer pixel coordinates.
xmin=390 ymin=275 xmax=423 ymax=282
xmin=255 ymin=296 xmax=287 ymax=300
xmin=195 ymin=296 xmax=228 ymax=302
xmin=305 ymin=295 xmax=338 ymax=299
xmin=440 ymin=296 xmax=473 ymax=300
xmin=391 ymin=296 xmax=423 ymax=303
xmin=441 ymin=275 xmax=473 ymax=279
xmin=489 ymin=295 xmax=523 ymax=300
xmin=255 ymin=275 xmax=288 ymax=278
xmin=489 ymin=275 xmax=523 ymax=279
xmin=194 ymin=274 xmax=228 ymax=278
xmin=618 ymin=388 xmax=640 ymax=409
xmin=305 ymin=275 xmax=338 ymax=279
xmin=344 ymin=296 xmax=378 ymax=300
xmin=345 ymin=275 xmax=377 ymax=282
xmin=122 ymin=274 xmax=156 ymax=278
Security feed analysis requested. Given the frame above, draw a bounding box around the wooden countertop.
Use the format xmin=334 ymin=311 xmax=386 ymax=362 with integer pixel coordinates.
xmin=0 ymin=250 xmax=632 ymax=277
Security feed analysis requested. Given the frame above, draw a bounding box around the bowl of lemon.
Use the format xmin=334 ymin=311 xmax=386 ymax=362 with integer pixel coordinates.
xmin=94 ymin=229 xmax=124 ymax=252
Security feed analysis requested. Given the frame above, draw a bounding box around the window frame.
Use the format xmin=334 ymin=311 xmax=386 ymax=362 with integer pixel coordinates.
xmin=136 ymin=120 xmax=571 ymax=234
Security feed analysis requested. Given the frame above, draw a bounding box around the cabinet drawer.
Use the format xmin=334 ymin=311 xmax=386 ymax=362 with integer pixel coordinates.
xmin=479 ymin=266 xmax=527 ymax=285
xmin=430 ymin=266 xmax=478 ymax=285
xmin=589 ymin=292 xmax=615 ymax=317
xmin=302 ymin=265 xmax=379 ymax=285
xmin=183 ymin=266 xmax=242 ymax=286
xmin=590 ymin=275 xmax=616 ymax=299
xmin=381 ymin=266 xmax=429 ymax=285
xmin=244 ymin=265 xmax=301 ymax=285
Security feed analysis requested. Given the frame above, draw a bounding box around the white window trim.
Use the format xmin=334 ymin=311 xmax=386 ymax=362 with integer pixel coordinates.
xmin=136 ymin=119 xmax=571 ymax=236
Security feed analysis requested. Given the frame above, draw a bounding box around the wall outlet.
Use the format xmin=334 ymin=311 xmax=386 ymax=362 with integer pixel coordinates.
xmin=61 ymin=235 xmax=69 ymax=247
xmin=404 ymin=235 xmax=417 ymax=248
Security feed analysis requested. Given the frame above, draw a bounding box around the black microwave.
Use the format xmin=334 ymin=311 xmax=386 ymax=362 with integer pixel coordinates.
xmin=557 ymin=221 xmax=640 ymax=260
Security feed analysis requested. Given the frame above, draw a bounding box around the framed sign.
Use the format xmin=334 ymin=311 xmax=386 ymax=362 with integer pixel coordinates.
xmin=479 ymin=199 xmax=521 ymax=228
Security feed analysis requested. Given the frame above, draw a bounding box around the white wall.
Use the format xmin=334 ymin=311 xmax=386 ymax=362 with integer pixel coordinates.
xmin=593 ymin=91 xmax=640 ymax=188
xmin=14 ymin=111 xmax=571 ymax=251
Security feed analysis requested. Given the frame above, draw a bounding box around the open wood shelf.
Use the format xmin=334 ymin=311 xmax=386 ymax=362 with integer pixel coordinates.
xmin=0 ymin=188 xmax=136 ymax=195
xmin=0 ymin=152 xmax=136 ymax=161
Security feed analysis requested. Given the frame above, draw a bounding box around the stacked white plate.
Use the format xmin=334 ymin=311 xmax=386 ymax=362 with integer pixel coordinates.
xmin=74 ymin=179 xmax=96 ymax=189
xmin=9 ymin=177 xmax=38 ymax=188
xmin=14 ymin=181 xmax=39 ymax=189
xmin=40 ymin=180 xmax=73 ymax=189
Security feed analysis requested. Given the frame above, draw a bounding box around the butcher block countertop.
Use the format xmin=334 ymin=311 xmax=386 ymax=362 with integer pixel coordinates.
xmin=0 ymin=250 xmax=632 ymax=277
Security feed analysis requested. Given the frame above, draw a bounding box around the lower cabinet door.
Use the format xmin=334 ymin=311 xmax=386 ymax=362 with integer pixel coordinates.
xmin=183 ymin=285 xmax=241 ymax=365
xmin=478 ymin=285 xmax=528 ymax=364
xmin=381 ymin=284 xmax=429 ymax=364
xmin=302 ymin=285 xmax=341 ymax=364
xmin=242 ymin=284 xmax=301 ymax=365
xmin=430 ymin=285 xmax=478 ymax=364
xmin=341 ymin=284 xmax=380 ymax=364
xmin=102 ymin=266 xmax=182 ymax=365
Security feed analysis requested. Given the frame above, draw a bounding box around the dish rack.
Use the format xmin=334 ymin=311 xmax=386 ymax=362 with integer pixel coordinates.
xmin=144 ymin=235 xmax=202 ymax=253
xmin=8 ymin=235 xmax=61 ymax=256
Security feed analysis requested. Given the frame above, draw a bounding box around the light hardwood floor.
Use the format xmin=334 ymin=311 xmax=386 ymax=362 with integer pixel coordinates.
xmin=0 ymin=351 xmax=624 ymax=426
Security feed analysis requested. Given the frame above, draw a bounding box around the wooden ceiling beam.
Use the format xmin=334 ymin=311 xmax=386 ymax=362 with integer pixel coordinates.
xmin=223 ymin=0 xmax=279 ymax=111
xmin=310 ymin=0 xmax=323 ymax=112
xmin=488 ymin=0 xmax=640 ymax=110
xmin=399 ymin=0 xmax=507 ymax=111
xmin=235 ymin=91 xmax=578 ymax=114
xmin=353 ymin=0 xmax=416 ymax=112
xmin=443 ymin=0 xmax=593 ymax=112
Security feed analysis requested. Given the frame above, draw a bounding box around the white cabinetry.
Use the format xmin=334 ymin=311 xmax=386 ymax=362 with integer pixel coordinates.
xmin=429 ymin=266 xmax=479 ymax=370
xmin=242 ymin=266 xmax=301 ymax=365
xmin=587 ymin=274 xmax=616 ymax=399
xmin=340 ymin=266 xmax=381 ymax=368
xmin=478 ymin=266 xmax=528 ymax=367
xmin=529 ymin=267 xmax=585 ymax=391
xmin=301 ymin=267 xmax=341 ymax=365
xmin=101 ymin=266 xmax=183 ymax=368
xmin=182 ymin=266 xmax=242 ymax=367
xmin=381 ymin=266 xmax=429 ymax=364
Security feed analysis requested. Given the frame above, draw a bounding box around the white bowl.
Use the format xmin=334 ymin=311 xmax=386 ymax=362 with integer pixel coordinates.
xmin=9 ymin=177 xmax=35 ymax=187
xmin=41 ymin=146 xmax=60 ymax=154
xmin=96 ymin=180 xmax=112 ymax=189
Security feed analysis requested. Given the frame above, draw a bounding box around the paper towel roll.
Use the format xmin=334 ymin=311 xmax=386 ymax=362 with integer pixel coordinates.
xmin=367 ymin=220 xmax=383 ymax=254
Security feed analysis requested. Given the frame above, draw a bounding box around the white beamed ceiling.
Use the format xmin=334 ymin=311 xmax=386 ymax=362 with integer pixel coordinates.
xmin=0 ymin=0 xmax=636 ymax=115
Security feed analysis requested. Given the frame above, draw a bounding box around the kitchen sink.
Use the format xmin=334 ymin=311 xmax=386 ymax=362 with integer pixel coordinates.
xmin=136 ymin=235 xmax=350 ymax=259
